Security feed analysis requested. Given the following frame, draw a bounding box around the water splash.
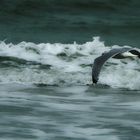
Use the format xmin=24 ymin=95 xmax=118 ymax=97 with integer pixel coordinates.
xmin=0 ymin=37 xmax=139 ymax=90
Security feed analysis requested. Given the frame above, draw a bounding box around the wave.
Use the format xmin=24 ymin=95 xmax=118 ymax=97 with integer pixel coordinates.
xmin=1 ymin=0 xmax=139 ymax=26
xmin=1 ymin=0 xmax=139 ymax=14
xmin=0 ymin=37 xmax=139 ymax=90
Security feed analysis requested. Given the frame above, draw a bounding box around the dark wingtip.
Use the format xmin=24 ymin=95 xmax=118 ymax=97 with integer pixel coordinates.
xmin=92 ymin=77 xmax=98 ymax=84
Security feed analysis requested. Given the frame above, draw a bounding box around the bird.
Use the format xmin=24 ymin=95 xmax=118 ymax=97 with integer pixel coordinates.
xmin=92 ymin=48 xmax=140 ymax=84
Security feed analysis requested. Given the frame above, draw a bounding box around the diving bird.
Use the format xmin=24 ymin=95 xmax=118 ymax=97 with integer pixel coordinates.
xmin=92 ymin=48 xmax=140 ymax=84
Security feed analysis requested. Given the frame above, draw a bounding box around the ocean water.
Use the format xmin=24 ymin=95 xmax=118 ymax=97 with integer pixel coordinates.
xmin=0 ymin=84 xmax=140 ymax=140
xmin=0 ymin=0 xmax=140 ymax=46
xmin=0 ymin=37 xmax=139 ymax=90
xmin=0 ymin=0 xmax=140 ymax=139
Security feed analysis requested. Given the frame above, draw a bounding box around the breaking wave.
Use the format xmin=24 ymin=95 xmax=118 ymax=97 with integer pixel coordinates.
xmin=0 ymin=37 xmax=139 ymax=90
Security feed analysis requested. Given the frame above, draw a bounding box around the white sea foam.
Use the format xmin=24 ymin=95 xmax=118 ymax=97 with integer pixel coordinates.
xmin=0 ymin=37 xmax=139 ymax=90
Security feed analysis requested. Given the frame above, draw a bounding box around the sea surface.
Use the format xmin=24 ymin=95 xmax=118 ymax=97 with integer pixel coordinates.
xmin=0 ymin=0 xmax=140 ymax=140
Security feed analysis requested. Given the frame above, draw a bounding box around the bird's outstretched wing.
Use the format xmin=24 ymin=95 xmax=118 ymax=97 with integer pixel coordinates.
xmin=92 ymin=48 xmax=140 ymax=83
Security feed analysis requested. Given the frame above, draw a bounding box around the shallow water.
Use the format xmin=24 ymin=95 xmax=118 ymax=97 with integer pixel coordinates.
xmin=0 ymin=84 xmax=140 ymax=140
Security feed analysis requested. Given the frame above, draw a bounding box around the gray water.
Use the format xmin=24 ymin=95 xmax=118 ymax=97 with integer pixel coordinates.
xmin=0 ymin=84 xmax=140 ymax=140
xmin=0 ymin=0 xmax=140 ymax=139
xmin=0 ymin=0 xmax=140 ymax=47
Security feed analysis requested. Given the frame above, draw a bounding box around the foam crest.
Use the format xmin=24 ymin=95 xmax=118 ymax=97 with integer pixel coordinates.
xmin=0 ymin=37 xmax=139 ymax=90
